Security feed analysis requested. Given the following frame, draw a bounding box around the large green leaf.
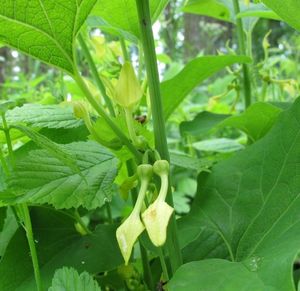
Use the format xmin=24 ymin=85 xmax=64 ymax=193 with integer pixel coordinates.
xmin=161 ymin=55 xmax=251 ymax=119
xmin=0 ymin=0 xmax=97 ymax=74
xmin=49 ymin=267 xmax=101 ymax=291
xmin=262 ymin=0 xmax=300 ymax=32
xmin=178 ymin=98 xmax=300 ymax=290
xmin=91 ymin=0 xmax=169 ymax=38
xmin=219 ymin=102 xmax=282 ymax=142
xmin=168 ymin=260 xmax=276 ymax=291
xmin=0 ymin=207 xmax=122 ymax=290
xmin=5 ymin=141 xmax=117 ymax=210
xmin=3 ymin=104 xmax=83 ymax=129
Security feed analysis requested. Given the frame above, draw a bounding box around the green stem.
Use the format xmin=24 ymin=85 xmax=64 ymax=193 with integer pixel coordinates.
xmin=74 ymin=210 xmax=92 ymax=235
xmin=73 ymin=72 xmax=142 ymax=161
xmin=1 ymin=114 xmax=14 ymax=165
xmin=232 ymin=0 xmax=252 ymax=108
xmin=158 ymin=248 xmax=169 ymax=282
xmin=105 ymin=201 xmax=113 ymax=224
xmin=126 ymin=159 xmax=154 ymax=290
xmin=135 ymin=0 xmax=183 ymax=273
xmin=78 ymin=33 xmax=116 ymax=117
xmin=120 ymin=37 xmax=130 ymax=61
xmin=124 ymin=108 xmax=140 ymax=147
xmin=0 ymin=146 xmax=9 ymax=176
xmin=20 ymin=204 xmax=43 ymax=291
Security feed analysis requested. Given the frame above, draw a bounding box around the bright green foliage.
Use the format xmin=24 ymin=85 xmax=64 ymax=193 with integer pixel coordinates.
xmin=92 ymin=0 xmax=169 ymax=37
xmin=4 ymin=141 xmax=117 ymax=210
xmin=168 ymin=260 xmax=276 ymax=291
xmin=161 ymin=55 xmax=251 ymax=119
xmin=0 ymin=0 xmax=97 ymax=74
xmin=49 ymin=267 xmax=101 ymax=291
xmin=0 ymin=207 xmax=122 ymax=290
xmin=183 ymin=0 xmax=232 ymax=22
xmin=180 ymin=111 xmax=230 ymax=136
xmin=193 ymin=138 xmax=244 ymax=153
xmin=262 ymin=0 xmax=300 ymax=32
xmin=3 ymin=104 xmax=83 ymax=129
xmin=178 ymin=98 xmax=300 ymax=290
xmin=220 ymin=102 xmax=282 ymax=142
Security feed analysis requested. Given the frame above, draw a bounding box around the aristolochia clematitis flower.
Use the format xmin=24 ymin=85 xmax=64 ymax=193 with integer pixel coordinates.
xmin=142 ymin=160 xmax=174 ymax=247
xmin=116 ymin=164 xmax=153 ymax=265
xmin=114 ymin=62 xmax=142 ymax=110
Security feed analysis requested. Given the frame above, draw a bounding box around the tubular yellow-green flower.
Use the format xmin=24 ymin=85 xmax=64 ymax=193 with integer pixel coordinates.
xmin=142 ymin=160 xmax=174 ymax=247
xmin=116 ymin=164 xmax=153 ymax=264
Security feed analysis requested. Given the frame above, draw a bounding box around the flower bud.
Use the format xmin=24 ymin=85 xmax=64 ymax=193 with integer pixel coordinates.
xmin=114 ymin=62 xmax=142 ymax=109
xmin=73 ymin=101 xmax=89 ymax=120
xmin=153 ymin=160 xmax=169 ymax=176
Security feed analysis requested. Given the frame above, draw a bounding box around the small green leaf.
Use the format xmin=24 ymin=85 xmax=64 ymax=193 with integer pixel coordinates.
xmin=262 ymin=0 xmax=300 ymax=32
xmin=161 ymin=55 xmax=251 ymax=119
xmin=49 ymin=267 xmax=101 ymax=291
xmin=5 ymin=141 xmax=117 ymax=210
xmin=219 ymin=102 xmax=282 ymax=142
xmin=0 ymin=0 xmax=97 ymax=74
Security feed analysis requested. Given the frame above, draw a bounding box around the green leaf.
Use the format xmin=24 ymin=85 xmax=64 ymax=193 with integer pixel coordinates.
xmin=180 ymin=111 xmax=231 ymax=137
xmin=0 ymin=0 xmax=97 ymax=74
xmin=161 ymin=55 xmax=251 ymax=119
xmin=179 ymin=98 xmax=300 ymax=289
xmin=183 ymin=0 xmax=232 ymax=22
xmin=3 ymin=104 xmax=83 ymax=129
xmin=193 ymin=138 xmax=244 ymax=153
xmin=168 ymin=260 xmax=277 ymax=291
xmin=91 ymin=0 xmax=168 ymax=38
xmin=170 ymin=151 xmax=213 ymax=172
xmin=219 ymin=102 xmax=282 ymax=142
xmin=262 ymin=0 xmax=300 ymax=32
xmin=0 ymin=207 xmax=122 ymax=290
xmin=12 ymin=125 xmax=80 ymax=174
xmin=6 ymin=141 xmax=117 ymax=210
xmin=49 ymin=267 xmax=101 ymax=291
xmin=0 ymin=207 xmax=18 ymax=257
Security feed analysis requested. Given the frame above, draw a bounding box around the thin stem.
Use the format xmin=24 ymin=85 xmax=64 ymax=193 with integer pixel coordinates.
xmin=1 ymin=114 xmax=14 ymax=165
xmin=124 ymin=108 xmax=140 ymax=147
xmin=126 ymin=159 xmax=154 ymax=290
xmin=78 ymin=33 xmax=116 ymax=117
xmin=158 ymin=248 xmax=169 ymax=281
xmin=135 ymin=0 xmax=183 ymax=273
xmin=232 ymin=0 xmax=252 ymax=108
xmin=120 ymin=37 xmax=130 ymax=61
xmin=0 ymin=146 xmax=9 ymax=176
xmin=21 ymin=204 xmax=43 ymax=291
xmin=105 ymin=201 xmax=113 ymax=224
xmin=73 ymin=72 xmax=142 ymax=161
xmin=74 ymin=210 xmax=92 ymax=235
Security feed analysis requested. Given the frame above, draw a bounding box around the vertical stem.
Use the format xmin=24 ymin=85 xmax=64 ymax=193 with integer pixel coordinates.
xmin=135 ymin=0 xmax=183 ymax=273
xmin=78 ymin=34 xmax=116 ymax=117
xmin=158 ymin=248 xmax=169 ymax=281
xmin=126 ymin=159 xmax=154 ymax=291
xmin=1 ymin=114 xmax=14 ymax=165
xmin=120 ymin=37 xmax=130 ymax=62
xmin=105 ymin=201 xmax=113 ymax=224
xmin=1 ymin=114 xmax=42 ymax=291
xmin=232 ymin=0 xmax=252 ymax=108
xmin=0 ymin=146 xmax=9 ymax=176
xmin=20 ymin=204 xmax=43 ymax=291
